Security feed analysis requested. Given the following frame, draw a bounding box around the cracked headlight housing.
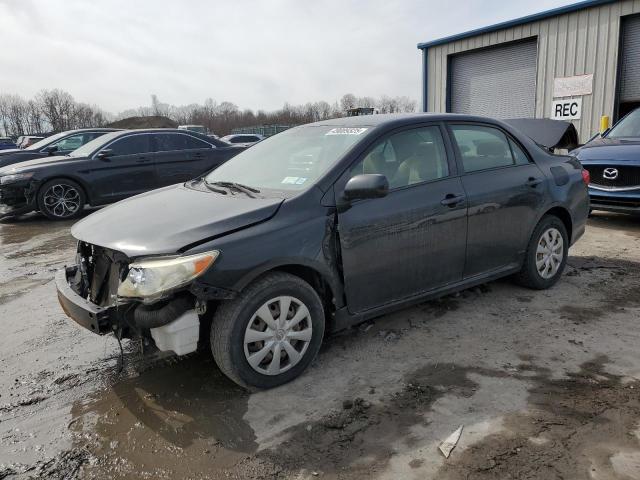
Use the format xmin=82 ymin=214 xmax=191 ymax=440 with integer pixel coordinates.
xmin=117 ymin=250 xmax=219 ymax=302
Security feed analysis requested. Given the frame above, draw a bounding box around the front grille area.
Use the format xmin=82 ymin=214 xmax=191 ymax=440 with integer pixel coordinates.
xmin=77 ymin=242 xmax=126 ymax=307
xmin=588 ymin=165 xmax=640 ymax=188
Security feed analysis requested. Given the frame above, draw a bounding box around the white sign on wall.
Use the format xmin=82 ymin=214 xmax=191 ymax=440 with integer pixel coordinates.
xmin=551 ymin=98 xmax=582 ymax=120
xmin=553 ymin=74 xmax=593 ymax=97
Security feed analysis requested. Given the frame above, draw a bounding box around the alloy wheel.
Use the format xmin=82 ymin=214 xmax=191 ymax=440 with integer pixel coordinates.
xmin=42 ymin=183 xmax=81 ymax=218
xmin=243 ymin=296 xmax=313 ymax=376
xmin=535 ymin=227 xmax=564 ymax=279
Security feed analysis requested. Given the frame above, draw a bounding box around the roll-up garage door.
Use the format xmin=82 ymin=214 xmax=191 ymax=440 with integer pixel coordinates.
xmin=620 ymin=15 xmax=640 ymax=102
xmin=449 ymin=39 xmax=538 ymax=119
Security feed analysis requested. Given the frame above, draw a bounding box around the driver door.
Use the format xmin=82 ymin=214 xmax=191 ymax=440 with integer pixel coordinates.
xmin=336 ymin=124 xmax=468 ymax=313
xmin=90 ymin=134 xmax=158 ymax=203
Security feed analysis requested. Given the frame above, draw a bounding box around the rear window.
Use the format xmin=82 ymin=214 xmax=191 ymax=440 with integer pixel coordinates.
xmin=450 ymin=125 xmax=518 ymax=173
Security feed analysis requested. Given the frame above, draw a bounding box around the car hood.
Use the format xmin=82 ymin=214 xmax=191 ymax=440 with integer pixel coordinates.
xmin=0 ymin=150 xmax=51 ymax=169
xmin=0 ymin=148 xmax=22 ymax=155
xmin=71 ymin=183 xmax=284 ymax=257
xmin=572 ymin=137 xmax=640 ymax=161
xmin=0 ymin=154 xmax=78 ymax=174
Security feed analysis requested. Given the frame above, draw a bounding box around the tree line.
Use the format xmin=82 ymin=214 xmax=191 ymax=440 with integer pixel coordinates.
xmin=0 ymin=90 xmax=416 ymax=137
xmin=0 ymin=90 xmax=107 ymax=137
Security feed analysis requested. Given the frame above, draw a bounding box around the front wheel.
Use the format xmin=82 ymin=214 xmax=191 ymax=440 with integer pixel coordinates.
xmin=211 ymin=272 xmax=325 ymax=389
xmin=37 ymin=179 xmax=86 ymax=220
xmin=514 ymin=215 xmax=568 ymax=289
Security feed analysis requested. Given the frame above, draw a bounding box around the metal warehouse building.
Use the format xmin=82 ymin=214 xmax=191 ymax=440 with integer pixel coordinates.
xmin=418 ymin=0 xmax=640 ymax=141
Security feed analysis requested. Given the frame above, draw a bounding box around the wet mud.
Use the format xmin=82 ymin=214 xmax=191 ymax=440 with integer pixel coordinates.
xmin=437 ymin=357 xmax=640 ymax=480
xmin=2 ymin=214 xmax=640 ymax=479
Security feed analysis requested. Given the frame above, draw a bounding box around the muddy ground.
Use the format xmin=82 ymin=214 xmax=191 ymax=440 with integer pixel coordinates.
xmin=0 ymin=212 xmax=639 ymax=480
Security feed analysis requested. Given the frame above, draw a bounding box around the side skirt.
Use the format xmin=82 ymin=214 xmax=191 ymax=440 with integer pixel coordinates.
xmin=331 ymin=264 xmax=521 ymax=332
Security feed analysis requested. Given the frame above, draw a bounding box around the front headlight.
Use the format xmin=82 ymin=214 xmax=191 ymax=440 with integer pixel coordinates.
xmin=117 ymin=250 xmax=219 ymax=302
xmin=0 ymin=172 xmax=34 ymax=185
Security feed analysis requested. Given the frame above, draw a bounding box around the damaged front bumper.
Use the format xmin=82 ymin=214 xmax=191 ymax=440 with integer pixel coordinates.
xmin=56 ymin=264 xmax=203 ymax=355
xmin=0 ymin=180 xmax=38 ymax=218
xmin=56 ymin=266 xmax=116 ymax=334
xmin=0 ymin=181 xmax=36 ymax=218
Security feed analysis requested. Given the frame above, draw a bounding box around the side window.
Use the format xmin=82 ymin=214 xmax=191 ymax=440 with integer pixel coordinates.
xmin=508 ymin=138 xmax=530 ymax=165
xmin=156 ymin=134 xmax=210 ymax=151
xmin=230 ymin=137 xmax=244 ymax=143
xmin=109 ymin=135 xmax=152 ymax=156
xmin=182 ymin=135 xmax=211 ymax=149
xmin=450 ymin=125 xmax=516 ymax=173
xmin=52 ymin=133 xmax=89 ymax=151
xmin=350 ymin=126 xmax=449 ymax=189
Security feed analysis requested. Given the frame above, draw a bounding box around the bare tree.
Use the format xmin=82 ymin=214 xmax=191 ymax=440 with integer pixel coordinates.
xmin=340 ymin=93 xmax=357 ymax=112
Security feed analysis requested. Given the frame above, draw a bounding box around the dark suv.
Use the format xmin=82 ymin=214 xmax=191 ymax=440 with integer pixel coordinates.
xmin=571 ymin=107 xmax=640 ymax=215
xmin=0 ymin=129 xmax=245 ymax=219
xmin=56 ymin=114 xmax=589 ymax=389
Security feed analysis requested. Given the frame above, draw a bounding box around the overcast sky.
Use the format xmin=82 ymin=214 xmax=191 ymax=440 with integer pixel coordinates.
xmin=0 ymin=0 xmax=575 ymax=114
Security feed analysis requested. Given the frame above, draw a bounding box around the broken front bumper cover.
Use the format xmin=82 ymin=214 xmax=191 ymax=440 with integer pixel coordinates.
xmin=56 ymin=266 xmax=116 ymax=335
xmin=0 ymin=182 xmax=35 ymax=218
xmin=56 ymin=265 xmax=202 ymax=356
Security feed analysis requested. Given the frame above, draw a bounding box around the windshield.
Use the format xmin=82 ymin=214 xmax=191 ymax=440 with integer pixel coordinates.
xmin=204 ymin=125 xmax=369 ymax=191
xmin=68 ymin=131 xmax=121 ymax=157
xmin=25 ymin=131 xmax=70 ymax=151
xmin=607 ymin=108 xmax=640 ymax=139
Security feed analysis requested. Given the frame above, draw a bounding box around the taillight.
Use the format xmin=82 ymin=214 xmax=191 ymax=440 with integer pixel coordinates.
xmin=581 ymin=169 xmax=590 ymax=185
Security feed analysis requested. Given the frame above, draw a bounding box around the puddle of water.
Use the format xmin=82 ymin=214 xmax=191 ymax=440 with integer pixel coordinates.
xmin=69 ymin=354 xmax=256 ymax=479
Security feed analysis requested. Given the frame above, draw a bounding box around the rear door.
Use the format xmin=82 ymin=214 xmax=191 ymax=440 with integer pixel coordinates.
xmin=153 ymin=133 xmax=222 ymax=187
xmin=447 ymin=123 xmax=546 ymax=278
xmin=90 ymin=133 xmax=157 ymax=203
xmin=336 ymin=124 xmax=468 ymax=313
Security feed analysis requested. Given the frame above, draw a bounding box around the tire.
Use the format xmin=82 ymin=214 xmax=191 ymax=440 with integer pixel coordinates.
xmin=514 ymin=215 xmax=569 ymax=290
xmin=37 ymin=179 xmax=86 ymax=220
xmin=211 ymin=272 xmax=325 ymax=389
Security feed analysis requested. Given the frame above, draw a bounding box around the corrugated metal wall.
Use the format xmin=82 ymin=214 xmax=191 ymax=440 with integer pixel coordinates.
xmin=619 ymin=14 xmax=640 ymax=101
xmin=424 ymin=0 xmax=640 ymax=141
xmin=449 ymin=39 xmax=538 ymax=118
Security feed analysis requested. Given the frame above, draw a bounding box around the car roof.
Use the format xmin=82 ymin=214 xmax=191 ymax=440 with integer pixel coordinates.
xmin=308 ymin=112 xmax=503 ymax=128
xmin=59 ymin=128 xmax=121 ymax=134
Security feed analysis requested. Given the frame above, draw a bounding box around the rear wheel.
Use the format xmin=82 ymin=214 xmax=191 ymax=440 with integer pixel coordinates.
xmin=211 ymin=272 xmax=325 ymax=389
xmin=37 ymin=179 xmax=86 ymax=220
xmin=514 ymin=215 xmax=568 ymax=289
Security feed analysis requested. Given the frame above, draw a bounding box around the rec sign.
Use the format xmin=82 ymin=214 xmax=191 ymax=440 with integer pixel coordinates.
xmin=551 ymin=98 xmax=582 ymax=120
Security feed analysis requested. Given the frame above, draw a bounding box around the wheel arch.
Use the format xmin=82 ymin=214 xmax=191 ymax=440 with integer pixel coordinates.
xmin=541 ymin=205 xmax=573 ymax=242
xmin=37 ymin=175 xmax=92 ymax=205
xmin=231 ymin=260 xmax=344 ymax=327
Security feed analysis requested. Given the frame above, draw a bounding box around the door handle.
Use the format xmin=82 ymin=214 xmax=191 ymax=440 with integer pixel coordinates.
xmin=441 ymin=194 xmax=465 ymax=207
xmin=526 ymin=177 xmax=542 ymax=187
xmin=136 ymin=157 xmax=150 ymax=163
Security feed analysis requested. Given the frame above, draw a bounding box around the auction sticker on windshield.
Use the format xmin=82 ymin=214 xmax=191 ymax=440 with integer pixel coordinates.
xmin=325 ymin=128 xmax=368 ymax=135
xmin=282 ymin=177 xmax=307 ymax=185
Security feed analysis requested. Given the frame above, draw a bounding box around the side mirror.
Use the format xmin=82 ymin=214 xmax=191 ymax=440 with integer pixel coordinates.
xmin=45 ymin=146 xmax=58 ymax=154
xmin=344 ymin=174 xmax=389 ymax=201
xmin=96 ymin=149 xmax=113 ymax=160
